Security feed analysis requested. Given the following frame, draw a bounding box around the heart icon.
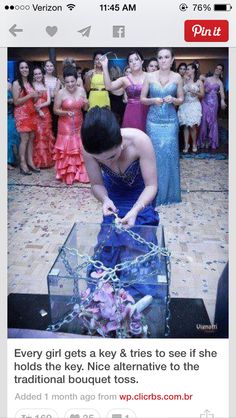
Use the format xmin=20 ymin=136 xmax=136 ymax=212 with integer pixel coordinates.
xmin=46 ymin=26 xmax=58 ymax=37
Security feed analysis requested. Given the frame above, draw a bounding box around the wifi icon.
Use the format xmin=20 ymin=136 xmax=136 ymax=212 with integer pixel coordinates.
xmin=66 ymin=3 xmax=76 ymax=10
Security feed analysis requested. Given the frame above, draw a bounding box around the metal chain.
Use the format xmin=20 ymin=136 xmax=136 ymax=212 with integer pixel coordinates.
xmin=48 ymin=217 xmax=171 ymax=336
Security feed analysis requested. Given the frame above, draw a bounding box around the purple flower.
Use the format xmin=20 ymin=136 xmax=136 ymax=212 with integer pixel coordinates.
xmin=118 ymin=288 xmax=135 ymax=303
xmin=129 ymin=320 xmax=143 ymax=335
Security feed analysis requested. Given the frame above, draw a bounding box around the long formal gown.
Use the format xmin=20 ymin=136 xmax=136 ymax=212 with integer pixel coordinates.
xmin=45 ymin=76 xmax=59 ymax=137
xmin=88 ymin=160 xmax=160 ymax=297
xmin=14 ymin=83 xmax=37 ymax=133
xmin=178 ymin=83 xmax=202 ymax=127
xmin=122 ymin=76 xmax=148 ymax=132
xmin=33 ymin=91 xmax=55 ymax=168
xmin=8 ymin=90 xmax=20 ymax=165
xmin=88 ymin=73 xmax=110 ymax=110
xmin=53 ymin=97 xmax=89 ymax=185
xmin=197 ymin=80 xmax=220 ymax=149
xmin=146 ymin=83 xmax=181 ymax=206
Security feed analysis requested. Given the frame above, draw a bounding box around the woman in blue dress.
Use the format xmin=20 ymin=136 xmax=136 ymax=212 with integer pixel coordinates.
xmin=81 ymin=107 xmax=159 ymax=297
xmin=8 ymin=81 xmax=20 ymax=169
xmin=141 ymin=48 xmax=184 ymax=206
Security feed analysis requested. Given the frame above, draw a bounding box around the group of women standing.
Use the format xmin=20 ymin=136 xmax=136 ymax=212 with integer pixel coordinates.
xmin=8 ymin=49 xmax=227 ymax=207
xmin=177 ymin=62 xmax=227 ymax=152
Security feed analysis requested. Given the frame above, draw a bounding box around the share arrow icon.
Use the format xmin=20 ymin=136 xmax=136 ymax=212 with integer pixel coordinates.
xmin=78 ymin=25 xmax=91 ymax=37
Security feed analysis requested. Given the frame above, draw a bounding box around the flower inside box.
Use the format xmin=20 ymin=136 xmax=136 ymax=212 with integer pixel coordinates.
xmin=47 ymin=222 xmax=170 ymax=338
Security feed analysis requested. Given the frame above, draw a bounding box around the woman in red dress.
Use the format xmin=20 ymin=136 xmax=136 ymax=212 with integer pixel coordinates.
xmin=12 ymin=60 xmax=38 ymax=175
xmin=32 ymin=66 xmax=55 ymax=168
xmin=53 ymin=66 xmax=90 ymax=185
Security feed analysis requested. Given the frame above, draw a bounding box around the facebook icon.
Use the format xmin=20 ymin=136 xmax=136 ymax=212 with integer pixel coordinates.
xmin=113 ymin=25 xmax=125 ymax=37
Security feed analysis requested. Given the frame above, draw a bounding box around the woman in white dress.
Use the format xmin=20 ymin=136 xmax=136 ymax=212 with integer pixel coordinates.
xmin=178 ymin=62 xmax=204 ymax=153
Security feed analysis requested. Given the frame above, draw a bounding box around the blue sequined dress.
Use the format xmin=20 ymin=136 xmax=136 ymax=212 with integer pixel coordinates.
xmin=146 ymin=83 xmax=181 ymax=206
xmin=8 ymin=90 xmax=20 ymax=165
xmin=89 ymin=160 xmax=160 ymax=297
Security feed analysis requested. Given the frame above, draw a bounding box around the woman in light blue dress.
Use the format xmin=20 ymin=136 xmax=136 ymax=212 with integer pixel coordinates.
xmin=141 ymin=48 xmax=184 ymax=206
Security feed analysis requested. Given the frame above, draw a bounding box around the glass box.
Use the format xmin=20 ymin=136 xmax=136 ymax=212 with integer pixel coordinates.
xmin=47 ymin=222 xmax=170 ymax=338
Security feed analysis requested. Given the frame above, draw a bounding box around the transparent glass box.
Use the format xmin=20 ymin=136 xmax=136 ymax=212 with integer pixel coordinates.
xmin=47 ymin=222 xmax=170 ymax=338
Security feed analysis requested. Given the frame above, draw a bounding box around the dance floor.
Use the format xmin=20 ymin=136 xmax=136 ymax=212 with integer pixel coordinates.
xmin=8 ymin=158 xmax=228 ymax=324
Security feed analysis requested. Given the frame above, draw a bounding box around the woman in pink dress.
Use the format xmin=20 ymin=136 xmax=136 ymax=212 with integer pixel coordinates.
xmin=53 ymin=67 xmax=89 ymax=185
xmin=198 ymin=64 xmax=227 ymax=149
xmin=12 ymin=60 xmax=38 ymax=175
xmin=100 ymin=50 xmax=148 ymax=132
xmin=33 ymin=66 xmax=55 ymax=168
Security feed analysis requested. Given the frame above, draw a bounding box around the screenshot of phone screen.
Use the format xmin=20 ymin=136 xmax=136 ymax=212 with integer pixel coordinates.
xmin=0 ymin=0 xmax=235 ymax=417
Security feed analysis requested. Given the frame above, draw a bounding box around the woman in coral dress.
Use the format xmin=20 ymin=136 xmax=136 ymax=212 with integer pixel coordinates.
xmin=53 ymin=67 xmax=89 ymax=185
xmin=32 ymin=66 xmax=55 ymax=168
xmin=12 ymin=60 xmax=38 ymax=175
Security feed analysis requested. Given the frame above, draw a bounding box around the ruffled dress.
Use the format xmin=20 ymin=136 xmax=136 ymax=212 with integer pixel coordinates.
xmin=178 ymin=82 xmax=202 ymax=127
xmin=53 ymin=97 xmax=89 ymax=185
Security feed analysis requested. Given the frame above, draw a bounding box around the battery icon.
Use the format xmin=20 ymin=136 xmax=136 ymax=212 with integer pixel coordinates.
xmin=214 ymin=4 xmax=232 ymax=10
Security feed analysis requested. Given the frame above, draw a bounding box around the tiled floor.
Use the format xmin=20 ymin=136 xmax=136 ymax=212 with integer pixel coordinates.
xmin=8 ymin=158 xmax=228 ymax=323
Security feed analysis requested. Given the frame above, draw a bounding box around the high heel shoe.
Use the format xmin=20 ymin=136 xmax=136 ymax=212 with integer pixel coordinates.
xmin=192 ymin=146 xmax=197 ymax=153
xmin=183 ymin=145 xmax=190 ymax=154
xmin=28 ymin=165 xmax=40 ymax=173
xmin=20 ymin=167 xmax=32 ymax=175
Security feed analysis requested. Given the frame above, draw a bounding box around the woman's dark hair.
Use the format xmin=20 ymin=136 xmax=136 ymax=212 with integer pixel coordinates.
xmin=63 ymin=57 xmax=76 ymax=68
xmin=127 ymin=49 xmax=144 ymax=63
xmin=44 ymin=60 xmax=57 ymax=77
xmin=93 ymin=50 xmax=105 ymax=61
xmin=44 ymin=59 xmax=55 ymax=68
xmin=157 ymin=48 xmax=176 ymax=71
xmin=216 ymin=63 xmax=224 ymax=80
xmin=217 ymin=63 xmax=224 ymax=71
xmin=33 ymin=66 xmax=45 ymax=86
xmin=63 ymin=65 xmax=78 ymax=80
xmin=187 ymin=62 xmax=199 ymax=82
xmin=146 ymin=57 xmax=158 ymax=70
xmin=16 ymin=60 xmax=34 ymax=93
xmin=177 ymin=62 xmax=187 ymax=73
xmin=81 ymin=107 xmax=122 ymax=154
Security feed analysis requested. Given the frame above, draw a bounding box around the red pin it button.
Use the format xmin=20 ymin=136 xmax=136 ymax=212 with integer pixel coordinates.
xmin=185 ymin=20 xmax=229 ymax=42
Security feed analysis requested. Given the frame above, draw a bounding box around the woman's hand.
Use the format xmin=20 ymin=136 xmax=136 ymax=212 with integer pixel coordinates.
xmin=163 ymin=95 xmax=174 ymax=103
xmin=34 ymin=104 xmax=41 ymax=112
xmin=67 ymin=111 xmax=75 ymax=117
xmin=120 ymin=207 xmax=138 ymax=229
xmin=102 ymin=197 xmax=117 ymax=216
xmin=38 ymin=109 xmax=44 ymax=118
xmin=99 ymin=55 xmax=109 ymax=68
xmin=221 ymin=99 xmax=227 ymax=110
xmin=30 ymin=91 xmax=39 ymax=99
xmin=155 ymin=98 xmax=164 ymax=106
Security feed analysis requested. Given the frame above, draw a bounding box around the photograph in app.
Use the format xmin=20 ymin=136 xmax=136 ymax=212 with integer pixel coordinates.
xmin=7 ymin=47 xmax=228 ymax=339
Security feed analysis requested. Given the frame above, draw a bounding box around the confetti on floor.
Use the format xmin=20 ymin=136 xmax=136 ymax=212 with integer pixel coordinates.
xmin=8 ymin=159 xmax=228 ymax=323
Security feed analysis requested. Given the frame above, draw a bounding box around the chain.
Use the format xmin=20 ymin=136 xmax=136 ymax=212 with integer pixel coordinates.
xmin=48 ymin=216 xmax=171 ymax=336
xmin=165 ymin=257 xmax=171 ymax=337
